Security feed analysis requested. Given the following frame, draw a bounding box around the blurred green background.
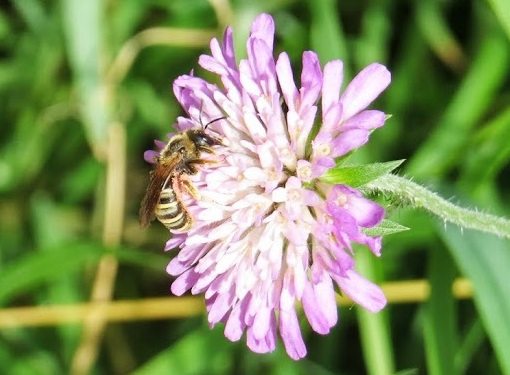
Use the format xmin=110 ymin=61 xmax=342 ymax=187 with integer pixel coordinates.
xmin=0 ymin=0 xmax=509 ymax=374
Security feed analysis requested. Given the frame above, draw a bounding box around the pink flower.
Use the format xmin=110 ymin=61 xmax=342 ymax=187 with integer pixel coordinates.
xmin=150 ymin=13 xmax=391 ymax=359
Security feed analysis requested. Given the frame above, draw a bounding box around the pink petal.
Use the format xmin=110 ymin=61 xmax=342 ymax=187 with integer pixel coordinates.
xmin=199 ymin=54 xmax=229 ymax=76
xmin=314 ymin=274 xmax=338 ymax=326
xmin=155 ymin=139 xmax=166 ymax=149
xmin=279 ymin=309 xmax=307 ymax=360
xmin=341 ymin=110 xmax=386 ymax=131
xmin=331 ymin=129 xmax=370 ymax=157
xmin=170 ymin=269 xmax=200 ymax=296
xmin=166 ymin=257 xmax=191 ymax=276
xmin=365 ymin=236 xmax=383 ymax=257
xmin=220 ymin=26 xmax=236 ymax=68
xmin=249 ymin=14 xmax=275 ymax=50
xmin=246 ymin=317 xmax=277 ymax=354
xmin=247 ymin=38 xmax=277 ymax=95
xmin=321 ymin=60 xmax=344 ymax=115
xmin=207 ymin=288 xmax=236 ymax=324
xmin=333 ymin=269 xmax=387 ymax=312
xmin=339 ymin=63 xmax=391 ymax=121
xmin=301 ymin=281 xmax=331 ymax=334
xmin=280 ymin=269 xmax=296 ymax=310
xmin=276 ymin=52 xmax=298 ymax=111
xmin=224 ymin=297 xmax=249 ymax=341
xmin=164 ymin=235 xmax=185 ymax=251
xmin=303 ymin=190 xmax=320 ymax=206
xmin=252 ymin=305 xmax=272 ymax=340
xmin=143 ymin=150 xmax=159 ymax=163
xmin=346 ymin=193 xmax=385 ymax=227
xmin=322 ymin=103 xmax=343 ymax=134
xmin=311 ymin=156 xmax=335 ymax=178
xmin=300 ymin=51 xmax=322 ymax=109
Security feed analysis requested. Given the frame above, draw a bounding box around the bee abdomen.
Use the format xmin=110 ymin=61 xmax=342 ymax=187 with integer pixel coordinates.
xmin=155 ymin=188 xmax=193 ymax=232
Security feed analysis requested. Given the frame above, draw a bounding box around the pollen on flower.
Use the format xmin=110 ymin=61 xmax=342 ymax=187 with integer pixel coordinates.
xmin=266 ymin=167 xmax=279 ymax=181
xmin=302 ymin=222 xmax=312 ymax=233
xmin=281 ymin=146 xmax=291 ymax=157
xmin=297 ymin=164 xmax=312 ymax=181
xmin=275 ymin=211 xmax=287 ymax=224
xmin=317 ymin=143 xmax=331 ymax=156
xmin=254 ymin=201 xmax=266 ymax=213
xmin=287 ymin=189 xmax=301 ymax=202
xmin=335 ymin=192 xmax=349 ymax=207
xmin=156 ymin=12 xmax=391 ymax=361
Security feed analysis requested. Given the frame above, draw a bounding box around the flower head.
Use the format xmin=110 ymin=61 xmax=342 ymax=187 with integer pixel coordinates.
xmin=149 ymin=13 xmax=391 ymax=359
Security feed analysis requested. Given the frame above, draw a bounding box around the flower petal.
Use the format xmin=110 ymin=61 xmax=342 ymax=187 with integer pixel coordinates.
xmin=339 ymin=63 xmax=391 ymax=121
xmin=331 ymin=129 xmax=370 ymax=157
xmin=224 ymin=298 xmax=248 ymax=341
xmin=302 ymin=281 xmax=331 ymax=334
xmin=300 ymin=51 xmax=322 ymax=109
xmin=333 ymin=269 xmax=387 ymax=312
xmin=340 ymin=110 xmax=386 ymax=131
xmin=276 ymin=52 xmax=298 ymax=111
xmin=322 ymin=60 xmax=344 ymax=123
xmin=279 ymin=309 xmax=307 ymax=360
xmin=249 ymin=13 xmax=275 ymax=50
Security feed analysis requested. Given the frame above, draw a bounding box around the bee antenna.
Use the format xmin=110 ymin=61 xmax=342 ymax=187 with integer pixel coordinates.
xmin=197 ymin=100 xmax=226 ymax=130
xmin=204 ymin=116 xmax=226 ymax=130
xmin=198 ymin=100 xmax=206 ymax=130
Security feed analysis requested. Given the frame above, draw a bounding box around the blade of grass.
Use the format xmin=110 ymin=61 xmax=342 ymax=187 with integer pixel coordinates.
xmin=60 ymin=0 xmax=109 ymax=158
xmin=406 ymin=32 xmax=509 ymax=179
xmin=459 ymin=105 xmax=510 ymax=193
xmin=416 ymin=0 xmax=466 ymax=72
xmin=438 ymin=224 xmax=510 ymax=375
xmin=308 ymin=0 xmax=349 ymax=75
xmin=487 ymin=0 xmax=510 ymax=42
xmin=131 ymin=327 xmax=234 ymax=375
xmin=356 ymin=1 xmax=392 ymax=66
xmin=30 ymin=193 xmax=86 ymax=359
xmin=356 ymin=248 xmax=395 ymax=375
xmin=0 ymin=242 xmax=104 ymax=306
xmin=423 ymin=245 xmax=457 ymax=375
xmin=455 ymin=318 xmax=486 ymax=374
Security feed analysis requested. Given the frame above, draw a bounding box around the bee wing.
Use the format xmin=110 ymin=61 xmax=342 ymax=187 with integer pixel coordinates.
xmin=139 ymin=155 xmax=181 ymax=228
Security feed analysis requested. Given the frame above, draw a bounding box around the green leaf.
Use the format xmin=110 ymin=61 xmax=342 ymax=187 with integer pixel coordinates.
xmin=455 ymin=318 xmax=486 ymax=374
xmin=438 ymin=224 xmax=510 ymax=375
xmin=356 ymin=249 xmax=395 ymax=375
xmin=487 ymin=0 xmax=510 ymax=42
xmin=113 ymin=247 xmax=168 ymax=270
xmin=131 ymin=327 xmax=234 ymax=375
xmin=423 ymin=246 xmax=457 ymax=375
xmin=406 ymin=32 xmax=510 ymax=178
xmin=394 ymin=370 xmax=419 ymax=375
xmin=363 ymin=219 xmax=409 ymax=237
xmin=308 ymin=0 xmax=349 ymax=76
xmin=0 ymin=242 xmax=104 ymax=306
xmin=459 ymin=105 xmax=510 ymax=191
xmin=60 ymin=0 xmax=109 ymax=154
xmin=320 ymin=159 xmax=405 ymax=186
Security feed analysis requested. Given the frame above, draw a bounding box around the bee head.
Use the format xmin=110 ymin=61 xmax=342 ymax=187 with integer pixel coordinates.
xmin=189 ymin=129 xmax=224 ymax=152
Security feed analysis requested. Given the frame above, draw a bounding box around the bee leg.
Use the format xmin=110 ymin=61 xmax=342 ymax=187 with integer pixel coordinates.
xmin=179 ymin=175 xmax=200 ymax=200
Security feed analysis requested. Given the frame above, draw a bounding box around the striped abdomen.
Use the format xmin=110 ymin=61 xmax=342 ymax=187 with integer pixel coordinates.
xmin=155 ymin=188 xmax=193 ymax=232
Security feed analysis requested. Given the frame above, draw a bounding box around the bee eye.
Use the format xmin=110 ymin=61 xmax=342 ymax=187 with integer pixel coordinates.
xmin=196 ymin=135 xmax=209 ymax=146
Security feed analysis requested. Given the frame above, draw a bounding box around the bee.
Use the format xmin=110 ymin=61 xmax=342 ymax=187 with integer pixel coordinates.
xmin=139 ymin=125 xmax=224 ymax=232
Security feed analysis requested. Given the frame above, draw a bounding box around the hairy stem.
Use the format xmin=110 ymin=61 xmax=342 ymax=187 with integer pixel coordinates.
xmin=362 ymin=174 xmax=510 ymax=239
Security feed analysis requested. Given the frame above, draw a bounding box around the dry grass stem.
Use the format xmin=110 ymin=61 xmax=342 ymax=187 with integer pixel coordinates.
xmin=71 ymin=124 xmax=126 ymax=375
xmin=0 ymin=278 xmax=473 ymax=329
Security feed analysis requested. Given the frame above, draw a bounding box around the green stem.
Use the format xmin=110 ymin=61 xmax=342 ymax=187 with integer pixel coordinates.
xmin=362 ymin=174 xmax=510 ymax=239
